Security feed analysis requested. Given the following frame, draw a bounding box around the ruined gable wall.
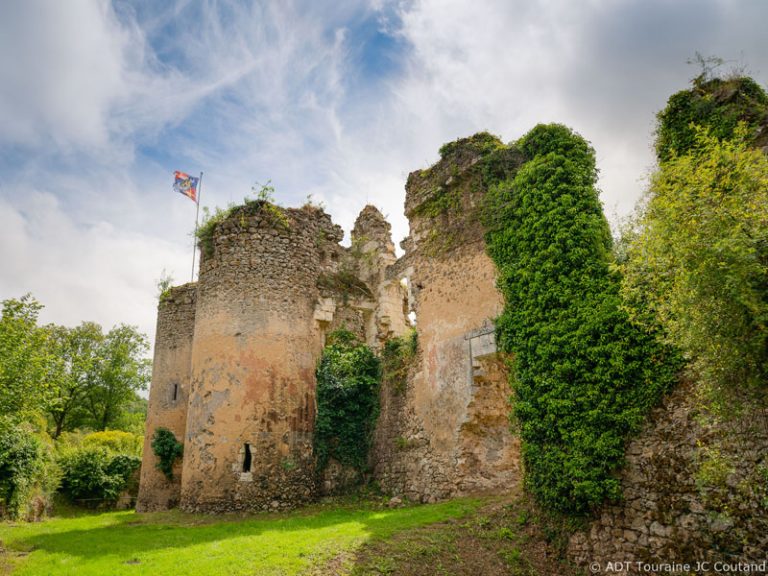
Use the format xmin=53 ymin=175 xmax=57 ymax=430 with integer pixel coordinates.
xmin=136 ymin=283 xmax=196 ymax=512
xmin=180 ymin=204 xmax=343 ymax=512
xmin=373 ymin=143 xmax=521 ymax=501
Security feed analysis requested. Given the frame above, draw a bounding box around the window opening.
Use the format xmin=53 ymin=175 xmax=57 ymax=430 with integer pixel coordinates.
xmin=242 ymin=443 xmax=252 ymax=473
xmin=172 ymin=383 xmax=178 ymax=401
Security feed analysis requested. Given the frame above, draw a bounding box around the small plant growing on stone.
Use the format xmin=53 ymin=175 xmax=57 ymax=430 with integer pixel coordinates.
xmin=151 ymin=427 xmax=183 ymax=481
xmin=156 ymin=269 xmax=174 ymax=303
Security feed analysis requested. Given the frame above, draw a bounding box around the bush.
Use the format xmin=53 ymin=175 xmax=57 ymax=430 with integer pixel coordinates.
xmin=151 ymin=427 xmax=183 ymax=480
xmin=58 ymin=446 xmax=140 ymax=505
xmin=0 ymin=418 xmax=48 ymax=519
xmin=82 ymin=430 xmax=143 ymax=456
xmin=623 ymin=126 xmax=768 ymax=398
xmin=314 ymin=330 xmax=381 ymax=474
xmin=484 ymin=124 xmax=679 ymax=514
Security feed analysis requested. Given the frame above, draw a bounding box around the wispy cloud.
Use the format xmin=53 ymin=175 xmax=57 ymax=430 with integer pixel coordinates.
xmin=1 ymin=0 xmax=766 ymax=350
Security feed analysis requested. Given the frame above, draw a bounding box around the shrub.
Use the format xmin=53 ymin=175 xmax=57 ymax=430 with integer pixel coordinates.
xmin=314 ymin=330 xmax=381 ymax=474
xmin=58 ymin=446 xmax=139 ymax=505
xmin=623 ymin=126 xmax=768 ymax=398
xmin=151 ymin=427 xmax=183 ymax=480
xmin=484 ymin=124 xmax=679 ymax=514
xmin=82 ymin=430 xmax=143 ymax=456
xmin=0 ymin=418 xmax=48 ymax=518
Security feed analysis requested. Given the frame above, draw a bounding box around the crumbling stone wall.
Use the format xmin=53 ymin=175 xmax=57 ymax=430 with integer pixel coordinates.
xmin=569 ymin=381 xmax=768 ymax=571
xmin=180 ymin=204 xmax=343 ymax=512
xmin=136 ymin=283 xmax=196 ymax=512
xmin=372 ymin=141 xmax=521 ymax=502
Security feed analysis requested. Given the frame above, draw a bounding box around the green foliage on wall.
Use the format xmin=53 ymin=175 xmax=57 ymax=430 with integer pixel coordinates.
xmin=622 ymin=125 xmax=768 ymax=402
xmin=314 ymin=329 xmax=381 ymax=475
xmin=151 ymin=427 xmax=184 ymax=481
xmin=381 ymin=329 xmax=418 ymax=394
xmin=655 ymin=75 xmax=768 ymax=162
xmin=484 ymin=123 xmax=679 ymax=514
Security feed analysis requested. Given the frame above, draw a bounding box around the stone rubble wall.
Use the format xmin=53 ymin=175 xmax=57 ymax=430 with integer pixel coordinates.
xmin=569 ymin=381 xmax=768 ymax=571
xmin=372 ymin=141 xmax=521 ymax=502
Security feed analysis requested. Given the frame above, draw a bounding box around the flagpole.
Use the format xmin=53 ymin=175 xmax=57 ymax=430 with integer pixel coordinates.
xmin=191 ymin=172 xmax=203 ymax=282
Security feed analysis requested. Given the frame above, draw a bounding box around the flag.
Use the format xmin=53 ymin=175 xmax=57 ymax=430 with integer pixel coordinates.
xmin=174 ymin=170 xmax=199 ymax=203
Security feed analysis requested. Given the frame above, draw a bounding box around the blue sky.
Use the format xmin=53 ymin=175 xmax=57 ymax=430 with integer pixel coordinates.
xmin=1 ymin=0 xmax=767 ymax=349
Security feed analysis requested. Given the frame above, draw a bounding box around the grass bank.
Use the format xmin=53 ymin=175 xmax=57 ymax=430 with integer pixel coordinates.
xmin=0 ymin=497 xmax=481 ymax=576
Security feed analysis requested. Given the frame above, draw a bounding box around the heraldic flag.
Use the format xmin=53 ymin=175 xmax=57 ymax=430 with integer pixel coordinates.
xmin=174 ymin=171 xmax=199 ymax=203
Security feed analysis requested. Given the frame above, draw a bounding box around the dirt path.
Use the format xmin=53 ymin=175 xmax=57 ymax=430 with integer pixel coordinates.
xmin=310 ymin=493 xmax=587 ymax=576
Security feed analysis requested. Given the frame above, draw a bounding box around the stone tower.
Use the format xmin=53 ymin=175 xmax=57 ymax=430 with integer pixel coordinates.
xmin=136 ymin=283 xmax=196 ymax=511
xmin=179 ymin=203 xmax=344 ymax=512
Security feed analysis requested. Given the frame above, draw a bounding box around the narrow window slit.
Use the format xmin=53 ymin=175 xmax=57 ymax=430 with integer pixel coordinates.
xmin=172 ymin=383 xmax=178 ymax=401
xmin=242 ymin=443 xmax=252 ymax=472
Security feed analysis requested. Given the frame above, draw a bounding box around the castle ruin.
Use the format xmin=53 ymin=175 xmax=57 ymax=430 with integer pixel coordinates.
xmin=137 ymin=136 xmax=520 ymax=512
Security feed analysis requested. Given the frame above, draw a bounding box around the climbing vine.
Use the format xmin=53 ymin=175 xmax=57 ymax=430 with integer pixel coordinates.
xmin=314 ymin=330 xmax=380 ymax=475
xmin=484 ymin=123 xmax=680 ymax=514
xmin=151 ymin=427 xmax=183 ymax=481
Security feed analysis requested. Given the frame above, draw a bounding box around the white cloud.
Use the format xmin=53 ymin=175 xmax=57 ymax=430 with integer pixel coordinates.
xmin=1 ymin=0 xmax=767 ymax=355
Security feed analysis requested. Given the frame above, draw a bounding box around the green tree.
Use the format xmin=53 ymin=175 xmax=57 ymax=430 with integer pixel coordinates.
xmin=623 ymin=126 xmax=768 ymax=395
xmin=47 ymin=322 xmax=102 ymax=437
xmin=0 ymin=295 xmax=57 ymax=418
xmin=82 ymin=325 xmax=150 ymax=431
xmin=485 ymin=124 xmax=678 ymax=513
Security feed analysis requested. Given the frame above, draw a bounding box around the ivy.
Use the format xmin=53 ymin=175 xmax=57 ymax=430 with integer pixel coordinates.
xmin=484 ymin=123 xmax=680 ymax=514
xmin=381 ymin=329 xmax=418 ymax=394
xmin=314 ymin=330 xmax=380 ymax=476
xmin=151 ymin=427 xmax=183 ymax=481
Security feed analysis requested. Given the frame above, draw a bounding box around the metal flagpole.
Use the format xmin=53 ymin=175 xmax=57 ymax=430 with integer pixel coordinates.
xmin=191 ymin=172 xmax=203 ymax=282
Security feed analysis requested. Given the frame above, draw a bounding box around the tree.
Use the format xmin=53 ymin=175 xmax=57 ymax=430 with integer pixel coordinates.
xmin=484 ymin=124 xmax=678 ymax=513
xmin=0 ymin=295 xmax=57 ymax=418
xmin=82 ymin=325 xmax=150 ymax=431
xmin=623 ymin=126 xmax=768 ymax=395
xmin=47 ymin=323 xmax=103 ymax=438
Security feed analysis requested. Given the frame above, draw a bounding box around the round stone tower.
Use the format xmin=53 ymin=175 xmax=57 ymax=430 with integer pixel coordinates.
xmin=179 ymin=202 xmax=343 ymax=512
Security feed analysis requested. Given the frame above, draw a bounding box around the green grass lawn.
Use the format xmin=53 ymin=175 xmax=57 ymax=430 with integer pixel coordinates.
xmin=0 ymin=498 xmax=481 ymax=576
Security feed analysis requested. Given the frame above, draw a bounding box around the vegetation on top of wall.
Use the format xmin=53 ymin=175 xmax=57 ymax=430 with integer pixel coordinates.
xmin=151 ymin=427 xmax=183 ymax=481
xmin=314 ymin=329 xmax=381 ymax=476
xmin=655 ymin=74 xmax=768 ymax=162
xmin=438 ymin=131 xmax=505 ymax=159
xmin=195 ymin=182 xmax=290 ymax=258
xmin=484 ymin=123 xmax=680 ymax=514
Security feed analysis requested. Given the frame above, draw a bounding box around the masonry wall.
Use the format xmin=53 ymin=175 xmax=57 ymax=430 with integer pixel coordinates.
xmin=372 ymin=141 xmax=521 ymax=502
xmin=136 ymin=283 xmax=196 ymax=512
xmin=179 ymin=204 xmax=343 ymax=512
xmin=568 ymin=381 xmax=768 ymax=571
